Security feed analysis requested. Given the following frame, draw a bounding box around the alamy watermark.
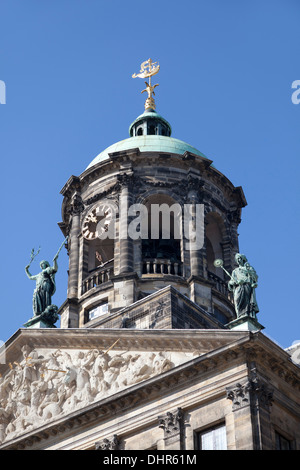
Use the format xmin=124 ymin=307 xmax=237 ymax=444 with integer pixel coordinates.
xmin=0 ymin=80 xmax=6 ymax=104
xmin=83 ymin=202 xmax=205 ymax=251
xmin=291 ymin=80 xmax=300 ymax=104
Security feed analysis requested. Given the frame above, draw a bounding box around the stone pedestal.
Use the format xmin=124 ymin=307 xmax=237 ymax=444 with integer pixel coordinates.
xmin=23 ymin=305 xmax=59 ymax=329
xmin=226 ymin=315 xmax=264 ymax=332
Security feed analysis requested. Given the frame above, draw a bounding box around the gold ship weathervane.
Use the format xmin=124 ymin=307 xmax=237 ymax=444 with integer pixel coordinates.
xmin=132 ymin=58 xmax=160 ymax=110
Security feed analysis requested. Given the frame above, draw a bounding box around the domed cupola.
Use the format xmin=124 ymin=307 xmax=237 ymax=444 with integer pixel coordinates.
xmin=129 ymin=110 xmax=172 ymax=137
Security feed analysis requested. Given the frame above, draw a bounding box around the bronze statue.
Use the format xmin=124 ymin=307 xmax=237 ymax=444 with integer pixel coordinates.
xmin=25 ymin=257 xmax=58 ymax=316
xmin=214 ymin=253 xmax=259 ymax=319
xmin=24 ymin=237 xmax=68 ymax=327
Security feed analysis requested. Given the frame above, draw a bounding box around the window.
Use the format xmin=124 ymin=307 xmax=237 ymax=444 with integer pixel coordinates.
xmin=196 ymin=424 xmax=227 ymax=450
xmin=275 ymin=432 xmax=291 ymax=450
xmin=87 ymin=302 xmax=108 ymax=321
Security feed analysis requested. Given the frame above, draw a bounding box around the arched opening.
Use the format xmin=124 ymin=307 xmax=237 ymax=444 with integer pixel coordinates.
xmin=81 ymin=236 xmax=114 ymax=295
xmin=137 ymin=127 xmax=143 ymax=136
xmin=148 ymin=124 xmax=156 ymax=135
xmin=141 ymin=194 xmax=182 ymax=275
xmin=88 ymin=238 xmax=114 ymax=272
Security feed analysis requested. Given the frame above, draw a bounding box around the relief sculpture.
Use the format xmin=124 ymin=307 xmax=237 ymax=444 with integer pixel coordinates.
xmin=0 ymin=346 xmax=180 ymax=444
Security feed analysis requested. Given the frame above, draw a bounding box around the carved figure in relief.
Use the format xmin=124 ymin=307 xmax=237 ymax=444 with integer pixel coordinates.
xmin=42 ymin=350 xmax=62 ymax=387
xmin=0 ymin=347 xmax=178 ymax=445
xmin=153 ymin=352 xmax=173 ymax=375
xmin=90 ymin=350 xmax=109 ymax=396
xmin=105 ymin=353 xmax=126 ymax=392
xmin=0 ymin=372 xmax=13 ymax=407
xmin=0 ymin=408 xmax=10 ymax=444
xmin=40 ymin=389 xmax=65 ymax=420
xmin=125 ymin=352 xmax=157 ymax=385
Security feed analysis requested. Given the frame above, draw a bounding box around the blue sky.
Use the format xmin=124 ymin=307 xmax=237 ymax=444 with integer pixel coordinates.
xmin=0 ymin=0 xmax=299 ymax=348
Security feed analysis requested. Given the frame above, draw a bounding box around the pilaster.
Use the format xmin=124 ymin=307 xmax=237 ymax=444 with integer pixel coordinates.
xmin=68 ymin=192 xmax=84 ymax=298
xmin=118 ymin=174 xmax=135 ymax=274
xmin=158 ymin=408 xmax=184 ymax=450
xmin=226 ymin=369 xmax=274 ymax=450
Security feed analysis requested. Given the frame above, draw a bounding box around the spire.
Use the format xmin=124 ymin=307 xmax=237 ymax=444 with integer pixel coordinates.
xmin=132 ymin=58 xmax=160 ymax=111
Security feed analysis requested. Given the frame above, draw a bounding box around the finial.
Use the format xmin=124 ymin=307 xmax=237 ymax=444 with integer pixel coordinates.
xmin=132 ymin=58 xmax=160 ymax=110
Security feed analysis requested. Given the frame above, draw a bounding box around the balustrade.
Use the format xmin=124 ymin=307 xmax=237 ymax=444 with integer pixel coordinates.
xmin=82 ymin=264 xmax=113 ymax=294
xmin=142 ymin=258 xmax=182 ymax=276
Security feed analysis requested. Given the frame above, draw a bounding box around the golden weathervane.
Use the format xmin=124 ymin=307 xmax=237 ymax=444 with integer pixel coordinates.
xmin=132 ymin=58 xmax=160 ymax=110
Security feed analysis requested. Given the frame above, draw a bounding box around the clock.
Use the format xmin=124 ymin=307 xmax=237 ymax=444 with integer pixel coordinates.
xmin=82 ymin=202 xmax=114 ymax=240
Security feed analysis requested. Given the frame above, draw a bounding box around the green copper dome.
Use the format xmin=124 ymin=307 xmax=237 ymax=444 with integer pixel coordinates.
xmin=86 ymin=135 xmax=208 ymax=169
xmin=86 ymin=110 xmax=209 ymax=170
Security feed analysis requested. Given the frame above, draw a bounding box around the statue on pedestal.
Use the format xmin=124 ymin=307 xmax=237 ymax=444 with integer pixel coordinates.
xmin=214 ymin=253 xmax=259 ymax=320
xmin=228 ymin=253 xmax=259 ymax=319
xmin=25 ymin=257 xmax=58 ymax=317
xmin=24 ymin=238 xmax=67 ymax=328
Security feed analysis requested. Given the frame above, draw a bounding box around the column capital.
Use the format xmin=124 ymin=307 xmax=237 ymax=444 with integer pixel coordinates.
xmin=158 ymin=407 xmax=183 ymax=438
xmin=226 ymin=378 xmax=274 ymax=412
xmin=95 ymin=434 xmax=120 ymax=450
xmin=70 ymin=192 xmax=84 ymax=215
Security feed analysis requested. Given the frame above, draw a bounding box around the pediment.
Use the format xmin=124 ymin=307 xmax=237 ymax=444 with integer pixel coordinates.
xmin=0 ymin=327 xmax=248 ymax=445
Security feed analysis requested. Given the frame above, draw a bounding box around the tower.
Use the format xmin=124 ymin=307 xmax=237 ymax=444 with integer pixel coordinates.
xmin=0 ymin=60 xmax=299 ymax=451
xmin=58 ymin=58 xmax=246 ymax=332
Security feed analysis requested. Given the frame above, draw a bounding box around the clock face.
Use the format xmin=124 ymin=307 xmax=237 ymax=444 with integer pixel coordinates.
xmin=82 ymin=203 xmax=114 ymax=240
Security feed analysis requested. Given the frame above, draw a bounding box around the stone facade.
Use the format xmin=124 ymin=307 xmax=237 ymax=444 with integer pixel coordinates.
xmin=0 ymin=329 xmax=299 ymax=450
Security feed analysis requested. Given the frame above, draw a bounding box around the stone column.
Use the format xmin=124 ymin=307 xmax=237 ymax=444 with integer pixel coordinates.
xmin=185 ymin=177 xmax=205 ymax=279
xmin=188 ymin=197 xmax=202 ymax=278
xmin=60 ymin=192 xmax=84 ymax=328
xmin=248 ymin=366 xmax=274 ymax=450
xmin=158 ymin=408 xmax=184 ymax=450
xmin=119 ymin=175 xmax=134 ymax=274
xmin=68 ymin=192 xmax=84 ymax=298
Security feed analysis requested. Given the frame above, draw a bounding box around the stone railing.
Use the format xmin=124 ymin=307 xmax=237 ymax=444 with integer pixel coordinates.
xmin=142 ymin=258 xmax=182 ymax=276
xmin=208 ymin=271 xmax=233 ymax=302
xmin=82 ymin=263 xmax=113 ymax=295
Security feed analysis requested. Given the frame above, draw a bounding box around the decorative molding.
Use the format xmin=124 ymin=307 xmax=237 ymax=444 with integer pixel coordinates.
xmin=226 ymin=378 xmax=274 ymax=411
xmin=84 ymin=183 xmax=120 ymax=207
xmin=116 ymin=172 xmax=138 ymax=191
xmin=95 ymin=434 xmax=120 ymax=450
xmin=158 ymin=407 xmax=183 ymax=437
xmin=70 ymin=192 xmax=84 ymax=215
xmin=226 ymin=382 xmax=251 ymax=410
